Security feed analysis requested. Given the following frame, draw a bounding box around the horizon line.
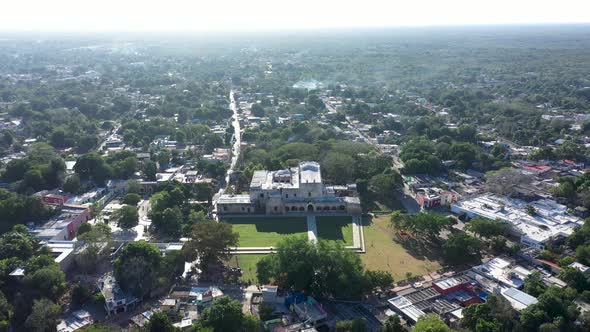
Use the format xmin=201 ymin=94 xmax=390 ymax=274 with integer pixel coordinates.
xmin=1 ymin=22 xmax=590 ymax=36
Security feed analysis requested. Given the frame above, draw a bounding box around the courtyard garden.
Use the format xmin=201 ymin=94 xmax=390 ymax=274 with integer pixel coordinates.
xmin=316 ymin=216 xmax=354 ymax=245
xmin=222 ymin=217 xmax=308 ymax=247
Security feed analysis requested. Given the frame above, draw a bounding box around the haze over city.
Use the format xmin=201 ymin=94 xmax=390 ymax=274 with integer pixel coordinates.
xmin=1 ymin=0 xmax=589 ymax=32
xmin=2 ymin=1 xmax=590 ymax=331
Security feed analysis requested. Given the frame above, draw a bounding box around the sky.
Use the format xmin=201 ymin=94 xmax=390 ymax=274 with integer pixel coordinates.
xmin=0 ymin=0 xmax=589 ymax=32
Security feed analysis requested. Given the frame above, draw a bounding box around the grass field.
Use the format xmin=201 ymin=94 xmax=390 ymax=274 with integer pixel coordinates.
xmin=223 ymin=217 xmax=308 ymax=247
xmin=228 ymin=254 xmax=264 ymax=283
xmin=316 ymin=216 xmax=354 ymax=245
xmin=361 ymin=215 xmax=442 ymax=280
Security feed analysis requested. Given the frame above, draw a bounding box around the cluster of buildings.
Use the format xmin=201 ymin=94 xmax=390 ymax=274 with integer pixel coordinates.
xmin=124 ymin=285 xmax=226 ymax=329
xmin=217 ymin=161 xmax=361 ymax=216
xmin=388 ymin=256 xmax=544 ymax=326
xmin=405 ymin=175 xmax=461 ymax=210
xmin=451 ymin=194 xmax=583 ymax=249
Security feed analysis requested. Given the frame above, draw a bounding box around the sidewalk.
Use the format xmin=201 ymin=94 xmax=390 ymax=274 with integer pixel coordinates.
xmin=307 ymin=215 xmax=318 ymax=243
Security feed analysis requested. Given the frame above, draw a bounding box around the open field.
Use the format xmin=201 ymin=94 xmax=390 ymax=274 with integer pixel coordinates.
xmin=228 ymin=254 xmax=264 ymax=283
xmin=316 ymin=216 xmax=354 ymax=245
xmin=361 ymin=215 xmax=442 ymax=280
xmin=223 ymin=217 xmax=307 ymax=247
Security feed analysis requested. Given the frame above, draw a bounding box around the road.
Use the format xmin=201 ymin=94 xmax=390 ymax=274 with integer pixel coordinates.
xmin=95 ymin=122 xmax=121 ymax=152
xmin=322 ymin=97 xmax=421 ymax=214
xmin=212 ymin=89 xmax=241 ymax=217
xmin=226 ymin=90 xmax=241 ymax=185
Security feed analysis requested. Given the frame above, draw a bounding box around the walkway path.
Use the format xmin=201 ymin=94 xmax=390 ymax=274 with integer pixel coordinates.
xmin=307 ymin=215 xmax=318 ymax=243
xmin=351 ymin=215 xmax=365 ymax=253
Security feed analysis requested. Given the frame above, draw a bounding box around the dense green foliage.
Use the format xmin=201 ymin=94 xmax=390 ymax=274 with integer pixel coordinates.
xmin=256 ymin=236 xmax=391 ymax=299
xmin=112 ymin=241 xmax=182 ymax=298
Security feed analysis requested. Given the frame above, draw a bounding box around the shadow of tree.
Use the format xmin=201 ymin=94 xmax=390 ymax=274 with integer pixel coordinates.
xmin=228 ymin=218 xmax=308 ymax=234
xmin=393 ymin=234 xmax=444 ymax=262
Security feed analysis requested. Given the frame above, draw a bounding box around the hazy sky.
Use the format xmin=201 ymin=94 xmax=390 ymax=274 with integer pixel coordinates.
xmin=1 ymin=0 xmax=589 ymax=32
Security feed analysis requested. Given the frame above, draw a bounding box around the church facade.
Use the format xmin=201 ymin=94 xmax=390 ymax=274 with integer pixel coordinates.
xmin=217 ymin=161 xmax=361 ymax=216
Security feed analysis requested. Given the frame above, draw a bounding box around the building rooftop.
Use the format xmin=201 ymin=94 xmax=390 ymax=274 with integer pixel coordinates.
xmin=471 ymin=257 xmax=527 ymax=289
xmin=502 ymin=287 xmax=538 ymax=311
xmin=99 ymin=273 xmax=137 ymax=310
xmin=452 ymin=194 xmax=582 ymax=245
xmin=434 ymin=275 xmax=471 ymax=290
xmin=569 ymin=262 xmax=590 ymax=273
xmin=299 ymin=161 xmax=321 ymax=184
xmin=250 ymin=161 xmax=323 ymax=191
xmin=218 ymin=195 xmax=251 ymax=204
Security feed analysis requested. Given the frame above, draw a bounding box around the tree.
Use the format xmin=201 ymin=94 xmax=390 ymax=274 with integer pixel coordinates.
xmin=576 ymin=244 xmax=590 ymax=266
xmin=71 ymin=283 xmax=92 ymax=306
xmin=156 ymin=150 xmax=171 ymax=168
xmin=443 ymin=233 xmax=482 ymax=265
xmin=322 ymin=152 xmax=355 ymax=182
xmin=113 ymin=241 xmax=162 ymax=298
xmin=457 ymin=124 xmax=477 ymax=141
xmin=413 ymin=314 xmax=452 ymax=332
xmin=258 ymin=303 xmax=274 ymax=321
xmin=63 ymin=175 xmax=81 ymax=194
xmin=122 ymin=193 xmax=141 ymax=206
xmin=256 ymin=237 xmax=370 ymax=299
xmin=559 ymin=267 xmax=590 ymax=292
xmin=144 ymin=312 xmax=175 ymax=332
xmin=0 ymin=291 xmax=11 ymax=331
xmin=182 ymin=221 xmax=239 ymax=273
xmin=0 ymin=225 xmax=41 ymax=260
xmin=390 ymin=212 xmax=452 ymax=241
xmin=461 ymin=295 xmax=520 ymax=331
xmin=449 ymin=142 xmax=477 ymax=169
xmin=74 ymin=153 xmax=111 ymax=185
xmin=112 ymin=205 xmax=138 ymax=230
xmin=524 ymin=271 xmax=546 ymax=297
xmin=520 ymin=286 xmax=579 ymax=331
xmin=369 ymin=172 xmax=402 ymax=198
xmin=24 ymin=299 xmax=61 ymax=332
xmin=525 ymin=204 xmax=537 ymax=216
xmin=250 ymin=103 xmax=265 ymax=117
xmin=466 ymin=217 xmax=507 ymax=239
xmin=486 ymin=168 xmax=534 ymax=197
xmin=365 ymin=270 xmax=394 ymax=293
xmin=23 ymin=169 xmax=45 ymax=191
xmin=335 ymin=318 xmax=367 ymax=332
xmin=24 ymin=264 xmax=66 ymax=299
xmin=127 ymin=179 xmax=141 ymax=194
xmin=241 ymin=314 xmax=262 ymax=332
xmin=76 ymin=223 xmax=111 ymax=273
xmin=381 ymin=315 xmax=403 ymax=332
xmin=199 ymin=296 xmax=244 ymax=332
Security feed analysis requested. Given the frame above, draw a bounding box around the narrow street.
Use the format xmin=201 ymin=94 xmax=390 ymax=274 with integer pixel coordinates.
xmin=212 ymin=89 xmax=241 ymax=217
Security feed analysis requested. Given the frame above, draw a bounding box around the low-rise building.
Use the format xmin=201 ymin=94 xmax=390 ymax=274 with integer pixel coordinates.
xmin=31 ymin=204 xmax=90 ymax=241
xmin=57 ymin=310 xmax=92 ymax=332
xmin=99 ymin=273 xmax=139 ymax=317
xmin=451 ymin=194 xmax=583 ymax=249
xmin=414 ymin=187 xmax=459 ymax=209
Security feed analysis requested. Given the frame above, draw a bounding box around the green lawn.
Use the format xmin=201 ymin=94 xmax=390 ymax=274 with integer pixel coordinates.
xmin=316 ymin=216 xmax=354 ymax=245
xmin=228 ymin=254 xmax=264 ymax=284
xmin=361 ymin=215 xmax=442 ymax=280
xmin=223 ymin=217 xmax=308 ymax=247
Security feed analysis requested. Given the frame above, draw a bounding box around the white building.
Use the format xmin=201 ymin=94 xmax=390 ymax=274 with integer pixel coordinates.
xmin=451 ymin=194 xmax=583 ymax=249
xmin=217 ymin=161 xmax=361 ymax=215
